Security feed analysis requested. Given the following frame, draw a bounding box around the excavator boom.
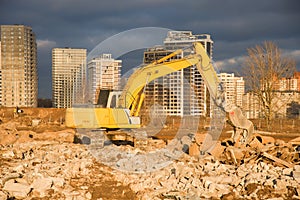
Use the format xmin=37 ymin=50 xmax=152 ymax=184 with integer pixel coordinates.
xmin=66 ymin=42 xmax=254 ymax=143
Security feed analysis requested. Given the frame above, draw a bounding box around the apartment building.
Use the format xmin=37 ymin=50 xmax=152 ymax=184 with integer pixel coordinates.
xmin=243 ymin=72 xmax=300 ymax=119
xmin=0 ymin=25 xmax=38 ymax=107
xmin=143 ymin=31 xmax=213 ymax=116
xmin=218 ymin=73 xmax=245 ymax=108
xmin=52 ymin=48 xmax=86 ymax=108
xmin=276 ymin=72 xmax=300 ymax=91
xmin=87 ymin=54 xmax=121 ymax=104
xmin=243 ymin=91 xmax=300 ymax=119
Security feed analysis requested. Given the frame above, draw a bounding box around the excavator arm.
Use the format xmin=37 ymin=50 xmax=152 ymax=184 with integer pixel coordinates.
xmin=193 ymin=43 xmax=254 ymax=143
xmin=118 ymin=42 xmax=254 ymax=143
xmin=118 ymin=49 xmax=201 ymax=116
xmin=66 ymin=42 xmax=254 ymax=144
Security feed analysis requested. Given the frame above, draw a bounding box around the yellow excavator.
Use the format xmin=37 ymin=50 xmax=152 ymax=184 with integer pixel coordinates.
xmin=65 ymin=42 xmax=254 ymax=143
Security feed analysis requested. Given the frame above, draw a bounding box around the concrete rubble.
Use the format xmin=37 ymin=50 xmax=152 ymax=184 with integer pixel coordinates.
xmin=0 ymin=115 xmax=300 ymax=199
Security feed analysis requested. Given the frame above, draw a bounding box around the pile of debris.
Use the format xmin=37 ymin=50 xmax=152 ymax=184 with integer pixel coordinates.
xmin=0 ymin=115 xmax=300 ymax=199
xmin=0 ymin=118 xmax=136 ymax=200
xmin=106 ymin=132 xmax=300 ymax=199
xmin=0 ymin=141 xmax=135 ymax=199
xmin=190 ymin=132 xmax=300 ymax=167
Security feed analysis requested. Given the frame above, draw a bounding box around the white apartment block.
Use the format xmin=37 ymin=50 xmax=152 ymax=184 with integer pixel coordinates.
xmin=52 ymin=48 xmax=86 ymax=108
xmin=143 ymin=31 xmax=213 ymax=116
xmin=218 ymin=73 xmax=245 ymax=108
xmin=87 ymin=54 xmax=121 ymax=104
xmin=0 ymin=25 xmax=38 ymax=107
xmin=242 ymin=92 xmax=260 ymax=119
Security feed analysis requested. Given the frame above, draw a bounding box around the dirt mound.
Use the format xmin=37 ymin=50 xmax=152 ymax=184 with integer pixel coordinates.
xmin=0 ymin=108 xmax=66 ymax=125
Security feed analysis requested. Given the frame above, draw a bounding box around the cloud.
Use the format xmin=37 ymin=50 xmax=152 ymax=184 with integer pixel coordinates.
xmin=284 ymin=50 xmax=300 ymax=71
xmin=216 ymin=49 xmax=300 ymax=75
xmin=286 ymin=50 xmax=300 ymax=60
xmin=0 ymin=0 xmax=299 ymax=98
xmin=215 ymin=56 xmax=246 ymax=75
xmin=37 ymin=39 xmax=57 ymax=49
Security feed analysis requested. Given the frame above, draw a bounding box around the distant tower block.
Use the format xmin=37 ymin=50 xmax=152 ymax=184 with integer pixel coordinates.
xmin=52 ymin=48 xmax=87 ymax=108
xmin=0 ymin=25 xmax=38 ymax=107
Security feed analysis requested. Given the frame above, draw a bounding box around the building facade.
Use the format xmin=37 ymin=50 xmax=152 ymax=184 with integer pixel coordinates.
xmin=243 ymin=91 xmax=300 ymax=119
xmin=242 ymin=92 xmax=260 ymax=119
xmin=217 ymin=73 xmax=245 ymax=108
xmin=243 ymin=71 xmax=300 ymax=119
xmin=0 ymin=25 xmax=38 ymax=107
xmin=276 ymin=72 xmax=300 ymax=92
xmin=87 ymin=54 xmax=121 ymax=104
xmin=143 ymin=31 xmax=213 ymax=116
xmin=52 ymin=48 xmax=86 ymax=108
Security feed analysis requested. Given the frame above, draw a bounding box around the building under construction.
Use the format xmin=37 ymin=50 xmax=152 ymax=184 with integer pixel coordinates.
xmin=143 ymin=31 xmax=213 ymax=117
xmin=52 ymin=48 xmax=87 ymax=108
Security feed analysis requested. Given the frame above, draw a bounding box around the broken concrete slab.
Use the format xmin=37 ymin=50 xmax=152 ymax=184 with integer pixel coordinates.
xmin=0 ymin=173 xmax=21 ymax=186
xmin=31 ymin=177 xmax=53 ymax=198
xmin=262 ymin=152 xmax=294 ymax=168
xmin=3 ymin=180 xmax=31 ymax=199
xmin=188 ymin=142 xmax=199 ymax=157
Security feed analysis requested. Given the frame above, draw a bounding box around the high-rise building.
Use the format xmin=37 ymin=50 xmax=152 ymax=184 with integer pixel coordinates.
xmin=52 ymin=48 xmax=86 ymax=108
xmin=87 ymin=54 xmax=121 ymax=104
xmin=294 ymin=72 xmax=300 ymax=91
xmin=276 ymin=72 xmax=300 ymax=92
xmin=143 ymin=31 xmax=213 ymax=116
xmin=0 ymin=25 xmax=38 ymax=107
xmin=217 ymin=73 xmax=245 ymax=108
xmin=242 ymin=92 xmax=260 ymax=119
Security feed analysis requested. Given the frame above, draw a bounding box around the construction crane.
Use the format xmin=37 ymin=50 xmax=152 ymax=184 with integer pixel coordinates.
xmin=65 ymin=42 xmax=254 ymax=143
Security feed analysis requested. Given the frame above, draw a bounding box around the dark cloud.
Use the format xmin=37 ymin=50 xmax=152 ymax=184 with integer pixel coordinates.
xmin=0 ymin=0 xmax=299 ymax=98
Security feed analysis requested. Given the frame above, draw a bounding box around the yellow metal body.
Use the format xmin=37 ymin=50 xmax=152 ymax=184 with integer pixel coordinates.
xmin=66 ymin=107 xmax=140 ymax=129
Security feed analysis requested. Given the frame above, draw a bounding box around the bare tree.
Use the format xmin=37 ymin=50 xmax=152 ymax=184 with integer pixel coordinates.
xmin=243 ymin=41 xmax=296 ymax=126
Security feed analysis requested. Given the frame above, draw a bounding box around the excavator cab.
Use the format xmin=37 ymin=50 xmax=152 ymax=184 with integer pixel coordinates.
xmin=97 ymin=89 xmax=122 ymax=108
xmin=65 ymin=89 xmax=140 ymax=129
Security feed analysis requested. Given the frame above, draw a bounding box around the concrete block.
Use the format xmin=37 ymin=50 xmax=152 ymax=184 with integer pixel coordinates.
xmin=209 ymin=142 xmax=226 ymax=159
xmin=3 ymin=180 xmax=31 ymax=199
xmin=189 ymin=142 xmax=199 ymax=157
xmin=255 ymin=135 xmax=275 ymax=145
xmin=249 ymin=136 xmax=264 ymax=150
xmin=31 ymin=177 xmax=53 ymax=198
xmin=293 ymin=171 xmax=300 ymax=179
xmin=282 ymin=168 xmax=293 ymax=176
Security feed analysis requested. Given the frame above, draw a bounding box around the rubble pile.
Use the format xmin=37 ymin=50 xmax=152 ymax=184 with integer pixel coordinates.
xmin=112 ymin=133 xmax=300 ymax=199
xmin=0 ymin=140 xmax=135 ymax=200
xmin=1 ymin=140 xmax=90 ymax=199
xmin=0 ymin=113 xmax=300 ymax=199
xmin=114 ymin=154 xmax=300 ymax=199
